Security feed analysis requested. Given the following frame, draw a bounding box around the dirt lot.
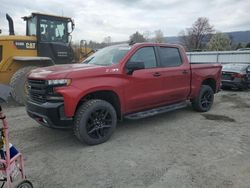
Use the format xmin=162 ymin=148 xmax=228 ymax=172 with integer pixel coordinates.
xmin=2 ymin=90 xmax=250 ymax=188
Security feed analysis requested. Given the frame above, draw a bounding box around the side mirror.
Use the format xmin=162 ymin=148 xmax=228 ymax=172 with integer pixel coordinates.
xmin=125 ymin=61 xmax=145 ymax=75
xmin=68 ymin=19 xmax=75 ymax=34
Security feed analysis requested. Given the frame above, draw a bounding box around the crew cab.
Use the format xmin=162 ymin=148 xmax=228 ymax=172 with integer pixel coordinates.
xmin=26 ymin=43 xmax=222 ymax=145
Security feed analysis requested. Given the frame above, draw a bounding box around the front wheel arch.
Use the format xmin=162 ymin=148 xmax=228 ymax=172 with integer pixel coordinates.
xmin=74 ymin=90 xmax=122 ymax=120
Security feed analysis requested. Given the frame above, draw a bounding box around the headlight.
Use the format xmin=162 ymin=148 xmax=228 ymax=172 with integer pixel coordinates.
xmin=47 ymin=79 xmax=71 ymax=86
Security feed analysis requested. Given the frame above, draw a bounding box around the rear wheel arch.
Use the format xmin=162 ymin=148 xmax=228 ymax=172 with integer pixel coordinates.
xmin=201 ymin=78 xmax=216 ymax=93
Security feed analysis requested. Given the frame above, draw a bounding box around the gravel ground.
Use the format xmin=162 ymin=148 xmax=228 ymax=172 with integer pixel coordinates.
xmin=1 ymin=90 xmax=250 ymax=188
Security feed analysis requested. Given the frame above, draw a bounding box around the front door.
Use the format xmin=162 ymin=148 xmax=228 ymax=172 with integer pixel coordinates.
xmin=124 ymin=46 xmax=165 ymax=113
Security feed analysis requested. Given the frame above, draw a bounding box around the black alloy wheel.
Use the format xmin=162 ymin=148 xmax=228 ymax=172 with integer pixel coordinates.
xmin=192 ymin=85 xmax=214 ymax=112
xmin=86 ymin=108 xmax=113 ymax=139
xmin=200 ymin=90 xmax=213 ymax=109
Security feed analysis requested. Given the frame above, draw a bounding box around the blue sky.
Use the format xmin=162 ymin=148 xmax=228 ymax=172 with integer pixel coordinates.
xmin=1 ymin=0 xmax=250 ymax=42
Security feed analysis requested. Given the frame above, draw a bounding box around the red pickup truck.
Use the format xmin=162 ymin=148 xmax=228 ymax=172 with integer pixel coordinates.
xmin=26 ymin=43 xmax=222 ymax=145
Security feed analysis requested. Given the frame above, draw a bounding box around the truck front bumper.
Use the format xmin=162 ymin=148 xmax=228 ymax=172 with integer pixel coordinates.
xmin=26 ymin=100 xmax=73 ymax=129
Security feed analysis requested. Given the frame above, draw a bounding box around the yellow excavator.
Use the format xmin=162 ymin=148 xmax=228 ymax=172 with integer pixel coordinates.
xmin=0 ymin=13 xmax=94 ymax=105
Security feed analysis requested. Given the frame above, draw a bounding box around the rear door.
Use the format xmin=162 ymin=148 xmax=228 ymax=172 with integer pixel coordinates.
xmin=124 ymin=46 xmax=165 ymax=113
xmin=157 ymin=46 xmax=190 ymax=103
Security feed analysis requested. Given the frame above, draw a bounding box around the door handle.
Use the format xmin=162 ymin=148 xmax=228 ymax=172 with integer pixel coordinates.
xmin=182 ymin=70 xmax=189 ymax=74
xmin=153 ymin=72 xmax=161 ymax=77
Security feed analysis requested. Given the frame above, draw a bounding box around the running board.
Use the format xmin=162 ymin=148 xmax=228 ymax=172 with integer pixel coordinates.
xmin=125 ymin=101 xmax=187 ymax=120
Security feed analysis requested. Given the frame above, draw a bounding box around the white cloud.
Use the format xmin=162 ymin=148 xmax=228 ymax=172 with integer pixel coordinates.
xmin=1 ymin=0 xmax=249 ymax=42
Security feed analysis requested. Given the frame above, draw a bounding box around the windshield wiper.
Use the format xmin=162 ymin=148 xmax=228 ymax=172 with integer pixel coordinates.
xmin=92 ymin=63 xmax=111 ymax=66
xmin=83 ymin=57 xmax=94 ymax=64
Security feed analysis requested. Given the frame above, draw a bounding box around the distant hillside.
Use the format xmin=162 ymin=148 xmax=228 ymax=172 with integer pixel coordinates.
xmin=164 ymin=36 xmax=179 ymax=44
xmin=225 ymin=31 xmax=250 ymax=43
xmin=165 ymin=30 xmax=250 ymax=44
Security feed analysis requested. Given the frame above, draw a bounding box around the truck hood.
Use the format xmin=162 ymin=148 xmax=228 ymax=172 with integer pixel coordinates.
xmin=28 ymin=64 xmax=106 ymax=80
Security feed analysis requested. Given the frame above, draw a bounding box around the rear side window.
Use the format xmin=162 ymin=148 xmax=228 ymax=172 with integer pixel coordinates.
xmin=130 ymin=47 xmax=157 ymax=69
xmin=159 ymin=47 xmax=182 ymax=67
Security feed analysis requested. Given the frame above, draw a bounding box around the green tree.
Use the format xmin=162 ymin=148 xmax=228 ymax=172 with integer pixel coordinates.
xmin=207 ymin=33 xmax=231 ymax=51
xmin=129 ymin=31 xmax=146 ymax=43
xmin=246 ymin=43 xmax=250 ymax=48
xmin=236 ymin=43 xmax=243 ymax=50
xmin=154 ymin=30 xmax=165 ymax=43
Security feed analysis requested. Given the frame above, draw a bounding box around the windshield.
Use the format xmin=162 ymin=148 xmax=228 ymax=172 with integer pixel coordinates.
xmin=40 ymin=18 xmax=68 ymax=43
xmin=82 ymin=45 xmax=130 ymax=66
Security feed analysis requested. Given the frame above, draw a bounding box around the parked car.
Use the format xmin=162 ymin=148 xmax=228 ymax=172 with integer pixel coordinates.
xmin=221 ymin=63 xmax=250 ymax=90
xmin=237 ymin=48 xmax=250 ymax=51
xmin=26 ymin=43 xmax=222 ymax=145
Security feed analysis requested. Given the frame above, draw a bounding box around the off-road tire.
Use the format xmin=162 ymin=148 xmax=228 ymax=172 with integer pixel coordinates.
xmin=73 ymin=99 xmax=117 ymax=145
xmin=10 ymin=66 xmax=37 ymax=105
xmin=192 ymin=85 xmax=214 ymax=112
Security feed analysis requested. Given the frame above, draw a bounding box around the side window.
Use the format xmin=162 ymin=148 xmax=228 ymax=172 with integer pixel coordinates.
xmin=159 ymin=47 xmax=182 ymax=67
xmin=27 ymin=17 xmax=37 ymax=36
xmin=130 ymin=47 xmax=157 ymax=69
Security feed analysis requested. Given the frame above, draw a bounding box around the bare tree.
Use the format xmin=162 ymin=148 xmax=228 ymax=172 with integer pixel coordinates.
xmin=179 ymin=17 xmax=214 ymax=51
xmin=179 ymin=30 xmax=191 ymax=50
xmin=103 ymin=36 xmax=112 ymax=45
xmin=143 ymin=30 xmax=152 ymax=42
xmin=154 ymin=30 xmax=165 ymax=43
xmin=207 ymin=32 xmax=231 ymax=51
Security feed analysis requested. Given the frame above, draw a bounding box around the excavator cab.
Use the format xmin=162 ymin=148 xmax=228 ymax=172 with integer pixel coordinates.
xmin=23 ymin=13 xmax=75 ymax=64
xmin=0 ymin=13 xmax=77 ymax=105
xmin=1 ymin=12 xmax=93 ymax=105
